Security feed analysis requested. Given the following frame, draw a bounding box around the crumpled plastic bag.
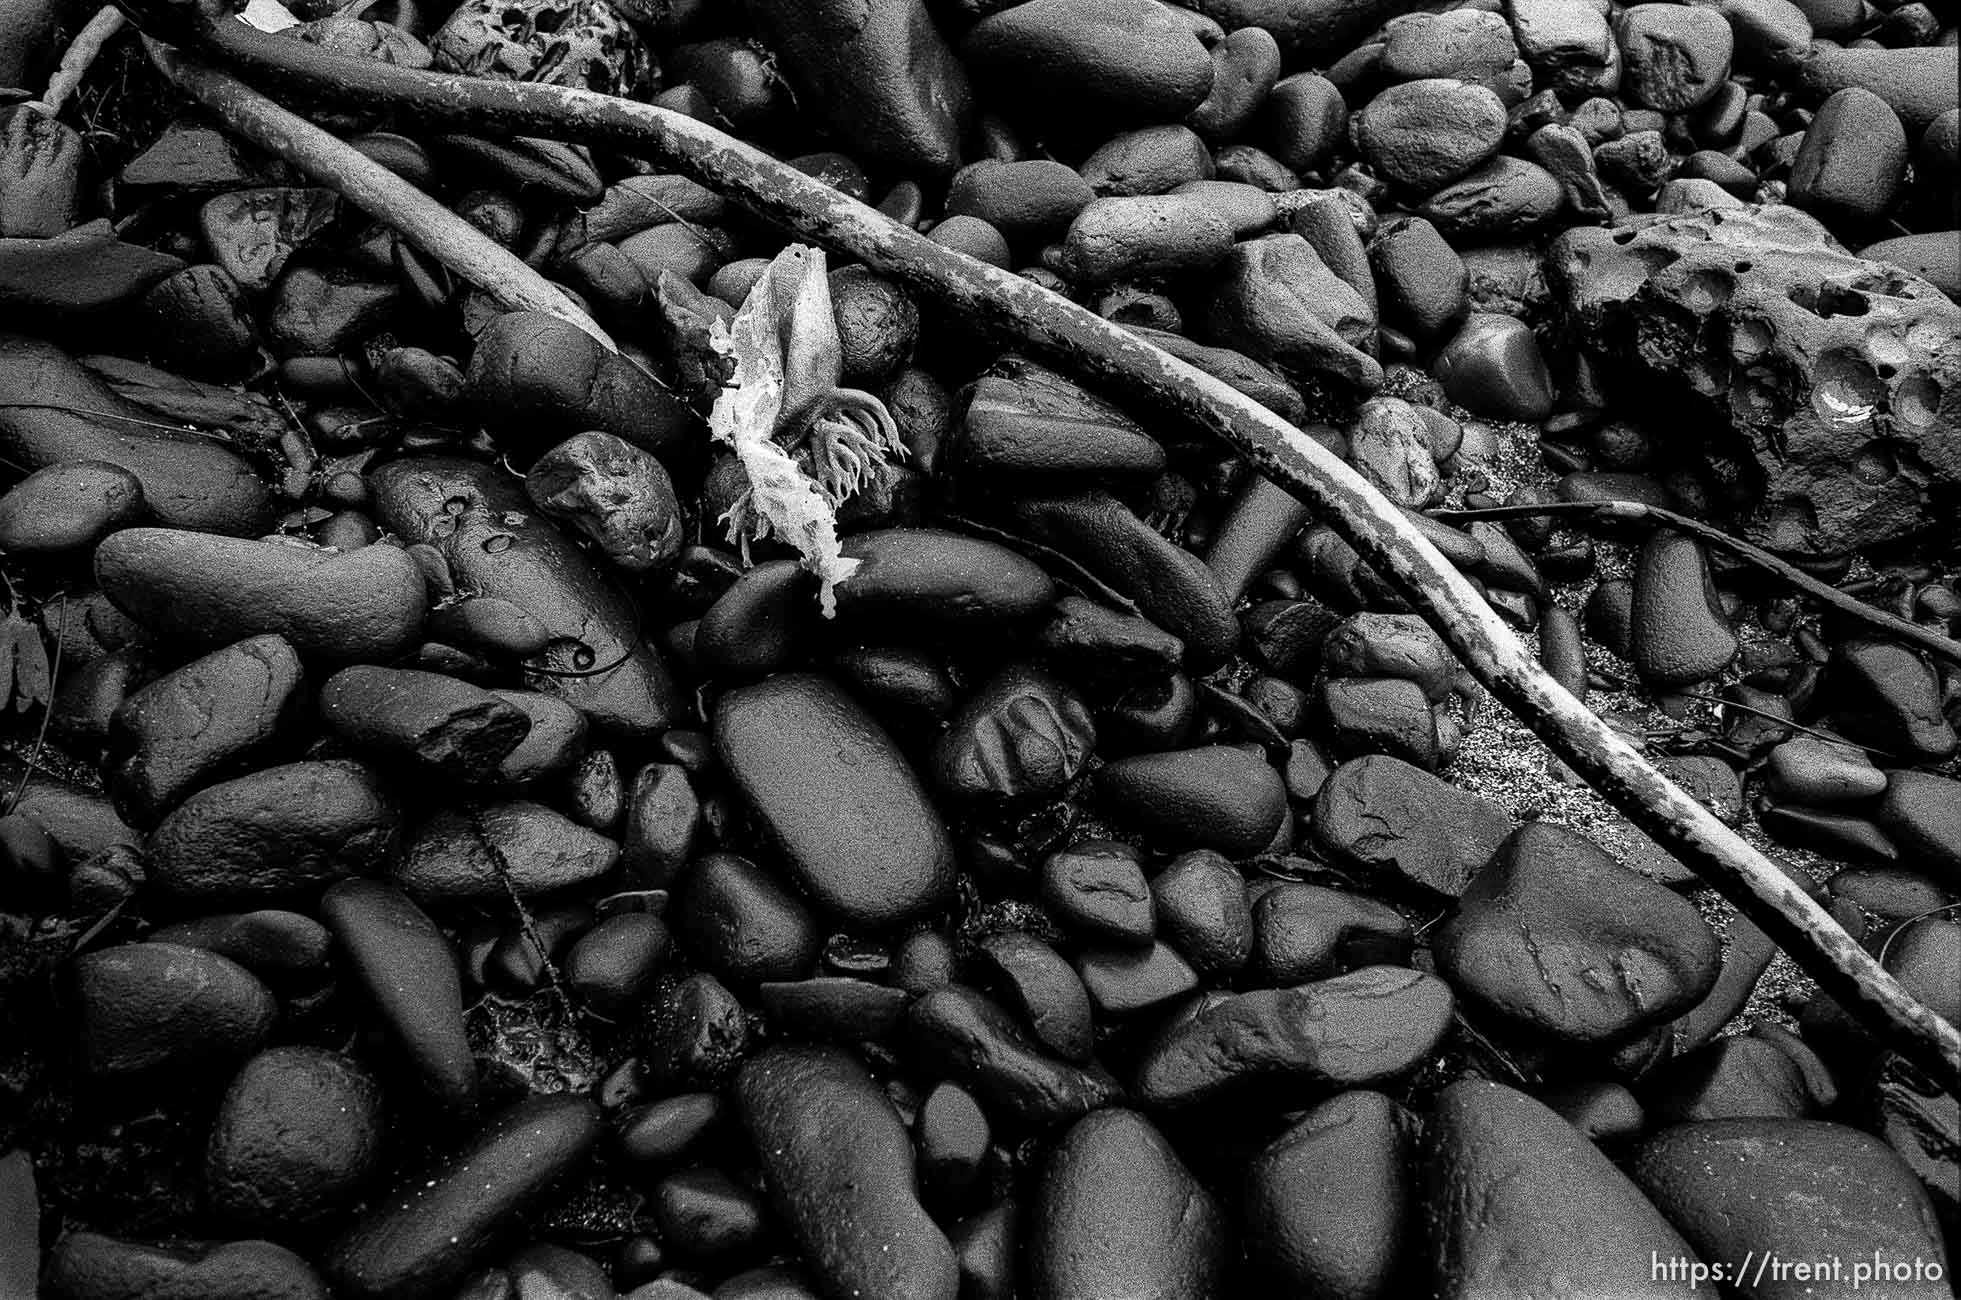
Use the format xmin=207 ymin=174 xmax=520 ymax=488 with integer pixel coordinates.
xmin=708 ymin=244 xmax=904 ymax=615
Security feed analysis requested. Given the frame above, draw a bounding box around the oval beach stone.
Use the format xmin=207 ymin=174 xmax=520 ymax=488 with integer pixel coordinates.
xmin=714 ymin=672 xmax=955 ymax=929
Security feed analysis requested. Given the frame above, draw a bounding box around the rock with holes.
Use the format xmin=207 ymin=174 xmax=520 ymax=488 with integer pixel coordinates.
xmin=430 ymin=0 xmax=652 ymax=96
xmin=1549 ymin=203 xmax=1961 ymax=555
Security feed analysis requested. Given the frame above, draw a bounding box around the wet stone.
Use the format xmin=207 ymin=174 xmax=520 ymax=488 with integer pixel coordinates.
xmin=714 ymin=672 xmax=954 ymax=929
xmin=905 ymin=985 xmax=1121 ymax=1127
xmin=1791 ymin=88 xmax=1908 ymax=231
xmin=1075 ymin=940 xmax=1198 ymax=1018
xmin=737 ymin=1045 xmax=957 ymax=1299
xmin=205 ymin=1047 xmax=384 ymax=1228
xmin=1631 ymin=530 xmax=1737 ymax=687
xmin=107 ymin=634 xmax=305 ymax=828
xmin=322 ymin=878 xmax=477 ymax=1107
xmin=1436 ymin=822 xmax=1721 ymax=1046
xmin=397 ymin=800 xmax=619 ymax=901
xmin=1030 ymin=1110 xmax=1226 ymax=1300
xmin=973 ymin=932 xmax=1096 ymax=1063
xmin=1429 ymin=1080 xmax=1700 ymax=1298
xmin=1380 ymin=9 xmax=1530 ymax=102
xmin=1614 ymin=4 xmax=1733 ymax=111
xmin=1352 ymin=80 xmax=1508 ymax=195
xmin=1344 ymin=396 xmax=1440 ymax=507
xmin=1039 ymin=840 xmax=1154 ymax=946
xmin=320 ymin=666 xmax=531 ymax=780
xmin=1432 ymin=314 xmax=1555 ymax=422
xmin=0 ymin=462 xmax=143 ymax=556
xmin=1095 ymin=745 xmax=1288 ymax=857
xmin=47 ymin=1235 xmax=331 ymax=1300
xmin=1149 ymin=850 xmax=1253 ymax=978
xmin=1634 ymin=1119 xmax=1949 ymax=1300
xmin=71 ymin=942 xmax=277 ymax=1081
xmin=1243 ymin=1090 xmax=1417 ymax=1297
xmin=1763 ymin=734 xmax=1887 ymax=805
xmin=960 ymin=0 xmax=1216 ymax=134
xmin=1369 ymin=216 xmax=1468 ymax=344
xmin=932 ymin=663 xmax=1096 ymax=807
xmin=1876 ymin=771 xmax=1961 ymax=891
xmin=1828 ymin=638 xmax=1958 ymax=763
xmin=1415 ymin=157 xmax=1567 ymax=242
xmin=1313 ymin=676 xmax=1454 ymax=771
xmin=1312 ymin=755 xmax=1515 ymax=899
xmin=525 ymin=431 xmax=684 ymax=574
xmin=1134 ymin=967 xmax=1454 ymax=1107
xmin=326 ymin=1095 xmax=603 ymax=1300
xmin=1509 ymin=0 xmax=1618 ymax=97
xmin=746 ymin=0 xmax=970 ymax=179
xmin=1251 ymin=882 xmax=1414 ymax=985
xmin=146 ymin=759 xmax=397 ymax=903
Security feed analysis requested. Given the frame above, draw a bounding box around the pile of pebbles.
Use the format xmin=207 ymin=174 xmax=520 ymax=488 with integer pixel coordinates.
xmin=0 ymin=0 xmax=1958 ymax=1295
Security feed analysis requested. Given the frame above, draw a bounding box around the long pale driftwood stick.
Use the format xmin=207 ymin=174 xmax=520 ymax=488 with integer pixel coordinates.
xmin=1437 ymin=499 xmax=1961 ymax=668
xmin=144 ymin=41 xmax=614 ymax=350
xmin=116 ymin=3 xmax=1961 ymax=1092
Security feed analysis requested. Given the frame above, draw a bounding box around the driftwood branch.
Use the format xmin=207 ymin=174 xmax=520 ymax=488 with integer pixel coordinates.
xmin=1438 ymin=499 xmax=1961 ymax=668
xmin=143 ymin=41 xmax=615 ymax=350
xmin=29 ymin=5 xmax=127 ymax=117
xmin=112 ymin=1 xmax=1961 ymax=1093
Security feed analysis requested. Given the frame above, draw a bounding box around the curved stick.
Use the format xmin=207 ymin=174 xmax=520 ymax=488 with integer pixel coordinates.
xmin=145 ymin=41 xmax=615 ymax=350
xmin=117 ymin=2 xmax=1961 ymax=1092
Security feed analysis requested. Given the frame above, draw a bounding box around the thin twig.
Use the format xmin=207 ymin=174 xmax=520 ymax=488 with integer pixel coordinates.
xmin=940 ymin=512 xmax=1146 ymax=618
xmin=29 ymin=6 xmax=128 ymax=118
xmin=1876 ymin=903 xmax=1961 ymax=967
xmin=0 ymin=402 xmax=228 ymax=437
xmin=142 ymin=40 xmax=616 ymax=351
xmin=4 ymin=596 xmax=67 ymax=819
xmin=1435 ymin=499 xmax=1961 ymax=668
xmin=519 ymin=587 xmax=641 ymax=679
xmin=1452 ymin=1011 xmax=1536 ymax=1088
xmin=69 ymin=897 xmax=131 ymax=953
xmin=473 ymin=806 xmax=581 ymax=1020
xmin=112 ymin=2 xmax=1961 ymax=1092
xmin=1669 ymin=688 xmax=1899 ymax=761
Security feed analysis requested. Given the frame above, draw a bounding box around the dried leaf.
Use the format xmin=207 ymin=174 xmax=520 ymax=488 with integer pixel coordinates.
xmin=652 ymin=270 xmax=737 ymax=408
xmin=0 ymin=611 xmax=47 ymax=714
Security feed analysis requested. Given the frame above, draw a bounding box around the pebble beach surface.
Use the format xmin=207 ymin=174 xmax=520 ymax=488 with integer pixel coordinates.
xmin=0 ymin=0 xmax=1957 ymax=1296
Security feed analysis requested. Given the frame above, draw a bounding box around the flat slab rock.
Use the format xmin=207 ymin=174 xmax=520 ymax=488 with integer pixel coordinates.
xmin=1549 ymin=203 xmax=1961 ymax=556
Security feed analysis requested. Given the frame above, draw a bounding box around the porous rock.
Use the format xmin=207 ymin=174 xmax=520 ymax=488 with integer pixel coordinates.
xmin=1549 ymin=204 xmax=1961 ymax=555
